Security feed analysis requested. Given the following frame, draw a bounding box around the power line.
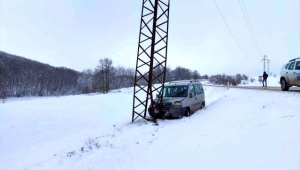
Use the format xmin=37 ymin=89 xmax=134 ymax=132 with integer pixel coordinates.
xmin=239 ymin=0 xmax=262 ymax=56
xmin=239 ymin=0 xmax=258 ymax=54
xmin=213 ymin=0 xmax=255 ymax=66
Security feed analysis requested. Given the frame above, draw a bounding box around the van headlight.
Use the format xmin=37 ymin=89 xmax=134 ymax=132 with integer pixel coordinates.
xmin=174 ymin=101 xmax=182 ymax=108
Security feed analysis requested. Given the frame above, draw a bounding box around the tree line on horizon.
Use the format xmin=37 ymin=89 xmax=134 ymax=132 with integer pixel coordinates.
xmin=0 ymin=51 xmax=247 ymax=101
xmin=76 ymin=58 xmax=209 ymax=94
xmin=0 ymin=52 xmax=78 ymax=99
xmin=209 ymin=74 xmax=249 ymax=86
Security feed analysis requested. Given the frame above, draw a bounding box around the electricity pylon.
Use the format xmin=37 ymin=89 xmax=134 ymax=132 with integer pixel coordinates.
xmin=266 ymin=60 xmax=271 ymax=74
xmin=261 ymin=55 xmax=269 ymax=72
xmin=132 ymin=0 xmax=170 ymax=123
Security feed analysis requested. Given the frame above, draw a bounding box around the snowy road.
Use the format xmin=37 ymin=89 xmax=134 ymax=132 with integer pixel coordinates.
xmin=0 ymin=86 xmax=300 ymax=170
xmin=205 ymin=84 xmax=300 ymax=92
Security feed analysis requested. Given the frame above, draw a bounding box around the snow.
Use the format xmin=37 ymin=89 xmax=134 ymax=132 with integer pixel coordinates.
xmin=200 ymin=75 xmax=280 ymax=87
xmin=241 ymin=76 xmax=280 ymax=87
xmin=0 ymin=84 xmax=300 ymax=170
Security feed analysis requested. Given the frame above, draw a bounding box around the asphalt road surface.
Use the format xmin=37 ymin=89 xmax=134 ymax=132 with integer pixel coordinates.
xmin=204 ymin=84 xmax=300 ymax=92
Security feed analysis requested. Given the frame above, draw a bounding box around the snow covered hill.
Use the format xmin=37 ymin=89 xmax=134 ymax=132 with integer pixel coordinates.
xmin=0 ymin=86 xmax=299 ymax=170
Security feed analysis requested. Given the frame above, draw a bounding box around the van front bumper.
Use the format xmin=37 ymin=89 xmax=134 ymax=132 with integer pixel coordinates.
xmin=168 ymin=107 xmax=187 ymax=117
xmin=151 ymin=107 xmax=187 ymax=118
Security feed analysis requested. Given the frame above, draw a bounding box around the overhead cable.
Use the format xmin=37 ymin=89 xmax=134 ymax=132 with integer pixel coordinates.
xmin=213 ymin=0 xmax=256 ymax=66
xmin=239 ymin=0 xmax=262 ymax=56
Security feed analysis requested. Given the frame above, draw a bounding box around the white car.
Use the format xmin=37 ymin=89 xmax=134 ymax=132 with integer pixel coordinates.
xmin=280 ymin=58 xmax=300 ymax=91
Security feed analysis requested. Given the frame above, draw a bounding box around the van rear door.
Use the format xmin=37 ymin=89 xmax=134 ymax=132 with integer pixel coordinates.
xmin=188 ymin=84 xmax=198 ymax=113
xmin=195 ymin=84 xmax=204 ymax=109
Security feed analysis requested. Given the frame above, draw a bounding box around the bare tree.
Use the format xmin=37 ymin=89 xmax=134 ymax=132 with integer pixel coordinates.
xmin=77 ymin=69 xmax=93 ymax=94
xmin=173 ymin=66 xmax=192 ymax=80
xmin=192 ymin=70 xmax=200 ymax=80
xmin=93 ymin=58 xmax=113 ymax=93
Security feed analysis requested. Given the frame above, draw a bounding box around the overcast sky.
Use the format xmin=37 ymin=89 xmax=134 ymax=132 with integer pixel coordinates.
xmin=0 ymin=0 xmax=299 ymax=76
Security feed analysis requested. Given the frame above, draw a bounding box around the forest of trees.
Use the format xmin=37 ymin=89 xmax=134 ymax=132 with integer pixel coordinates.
xmin=0 ymin=52 xmax=79 ymax=98
xmin=0 ymin=51 xmax=247 ymax=101
xmin=77 ymin=60 xmax=209 ymax=94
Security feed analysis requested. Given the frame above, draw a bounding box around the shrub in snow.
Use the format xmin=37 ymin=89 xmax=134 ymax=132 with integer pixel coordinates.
xmin=209 ymin=74 xmax=248 ymax=86
xmin=67 ymin=150 xmax=76 ymax=157
xmin=79 ymin=138 xmax=101 ymax=153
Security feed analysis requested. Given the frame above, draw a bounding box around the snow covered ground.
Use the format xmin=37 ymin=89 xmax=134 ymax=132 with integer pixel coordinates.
xmin=200 ymin=75 xmax=280 ymax=87
xmin=0 ymin=84 xmax=300 ymax=170
xmin=241 ymin=76 xmax=280 ymax=87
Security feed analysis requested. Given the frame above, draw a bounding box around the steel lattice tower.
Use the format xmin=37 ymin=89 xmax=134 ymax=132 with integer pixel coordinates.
xmin=132 ymin=0 xmax=170 ymax=123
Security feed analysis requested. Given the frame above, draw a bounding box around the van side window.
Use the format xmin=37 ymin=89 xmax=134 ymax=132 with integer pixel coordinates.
xmin=289 ymin=62 xmax=295 ymax=70
xmin=295 ymin=61 xmax=300 ymax=70
xmin=164 ymin=87 xmax=171 ymax=97
xmin=285 ymin=63 xmax=290 ymax=69
xmin=189 ymin=84 xmax=196 ymax=97
xmin=195 ymin=84 xmax=201 ymax=95
xmin=199 ymin=84 xmax=204 ymax=94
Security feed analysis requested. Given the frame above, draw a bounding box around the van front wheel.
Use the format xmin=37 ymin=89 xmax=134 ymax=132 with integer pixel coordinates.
xmin=185 ymin=109 xmax=190 ymax=117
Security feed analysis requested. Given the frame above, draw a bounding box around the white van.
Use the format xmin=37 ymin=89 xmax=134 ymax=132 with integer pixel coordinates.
xmin=148 ymin=80 xmax=205 ymax=118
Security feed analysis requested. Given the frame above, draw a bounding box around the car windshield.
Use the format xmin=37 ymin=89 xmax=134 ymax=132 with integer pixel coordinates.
xmin=163 ymin=86 xmax=188 ymax=97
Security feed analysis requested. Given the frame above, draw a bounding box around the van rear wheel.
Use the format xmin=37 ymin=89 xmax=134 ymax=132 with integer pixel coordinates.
xmin=200 ymin=102 xmax=205 ymax=109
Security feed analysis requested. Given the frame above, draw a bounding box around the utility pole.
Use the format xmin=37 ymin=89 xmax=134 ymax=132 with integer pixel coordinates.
xmin=261 ymin=55 xmax=268 ymax=72
xmin=266 ymin=60 xmax=271 ymax=74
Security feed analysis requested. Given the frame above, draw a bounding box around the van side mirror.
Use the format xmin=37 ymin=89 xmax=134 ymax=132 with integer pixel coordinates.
xmin=189 ymin=93 xmax=193 ymax=98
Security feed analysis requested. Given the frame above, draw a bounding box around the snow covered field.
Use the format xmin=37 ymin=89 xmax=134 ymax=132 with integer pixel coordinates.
xmin=0 ymin=83 xmax=300 ymax=170
xmin=242 ymin=76 xmax=280 ymax=87
xmin=201 ymin=75 xmax=280 ymax=87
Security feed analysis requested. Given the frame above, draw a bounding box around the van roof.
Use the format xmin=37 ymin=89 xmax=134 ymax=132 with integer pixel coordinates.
xmin=165 ymin=80 xmax=201 ymax=86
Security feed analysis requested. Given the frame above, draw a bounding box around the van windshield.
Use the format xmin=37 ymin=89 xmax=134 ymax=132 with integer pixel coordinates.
xmin=163 ymin=86 xmax=188 ymax=97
